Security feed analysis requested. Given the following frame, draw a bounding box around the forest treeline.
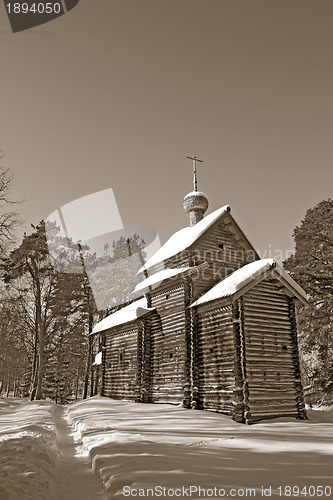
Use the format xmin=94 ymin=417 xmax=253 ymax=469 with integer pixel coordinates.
xmin=0 ymin=165 xmax=332 ymax=404
xmin=283 ymin=199 xmax=333 ymax=404
xmin=0 ymin=217 xmax=146 ymax=402
xmin=0 ymin=166 xmax=146 ymax=402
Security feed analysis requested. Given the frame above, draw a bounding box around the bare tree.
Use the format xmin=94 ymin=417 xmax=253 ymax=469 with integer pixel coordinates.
xmin=0 ymin=159 xmax=20 ymax=254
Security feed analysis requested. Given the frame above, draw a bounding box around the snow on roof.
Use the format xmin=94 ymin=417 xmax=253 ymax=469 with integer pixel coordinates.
xmin=138 ymin=205 xmax=230 ymax=272
xmin=190 ymin=259 xmax=308 ymax=307
xmin=134 ymin=263 xmax=210 ymax=293
xmin=272 ymin=263 xmax=309 ymax=303
xmin=91 ymin=297 xmax=155 ymax=334
xmin=92 ymin=352 xmax=102 ymax=366
xmin=134 ymin=267 xmax=191 ymax=293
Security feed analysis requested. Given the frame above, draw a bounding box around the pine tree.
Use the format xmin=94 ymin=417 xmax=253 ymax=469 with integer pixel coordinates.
xmin=284 ymin=199 xmax=333 ymax=402
xmin=2 ymin=221 xmax=91 ymax=400
xmin=1 ymin=224 xmax=148 ymax=401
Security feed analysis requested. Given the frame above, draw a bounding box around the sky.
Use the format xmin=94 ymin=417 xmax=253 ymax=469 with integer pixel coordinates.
xmin=0 ymin=0 xmax=332 ymax=261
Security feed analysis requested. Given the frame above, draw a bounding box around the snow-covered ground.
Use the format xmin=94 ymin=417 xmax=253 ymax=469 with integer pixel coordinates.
xmin=0 ymin=398 xmax=59 ymax=500
xmin=67 ymin=397 xmax=333 ymax=499
xmin=1 ymin=396 xmax=333 ymax=500
xmin=0 ymin=397 xmax=103 ymax=500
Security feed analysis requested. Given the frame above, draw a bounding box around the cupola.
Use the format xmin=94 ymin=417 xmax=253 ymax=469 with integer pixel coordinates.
xmin=183 ymin=155 xmax=209 ymax=226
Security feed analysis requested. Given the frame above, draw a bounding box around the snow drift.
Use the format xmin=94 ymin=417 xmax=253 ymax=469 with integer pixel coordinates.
xmin=67 ymin=396 xmax=333 ymax=500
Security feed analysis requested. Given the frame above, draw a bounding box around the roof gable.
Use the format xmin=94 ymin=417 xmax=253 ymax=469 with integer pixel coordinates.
xmin=138 ymin=205 xmax=259 ymax=273
xmin=190 ymin=259 xmax=308 ymax=307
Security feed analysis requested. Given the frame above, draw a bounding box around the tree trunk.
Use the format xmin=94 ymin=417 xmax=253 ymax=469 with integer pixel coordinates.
xmin=30 ymin=360 xmax=38 ymax=401
xmin=30 ymin=323 xmax=38 ymax=395
xmin=90 ymin=362 xmax=95 ymax=397
xmin=83 ymin=333 xmax=92 ymax=399
xmin=79 ymin=242 xmax=95 ymax=400
xmin=35 ymin=279 xmax=44 ymax=400
xmin=94 ymin=366 xmax=100 ymax=396
xmin=6 ymin=373 xmax=10 ymax=397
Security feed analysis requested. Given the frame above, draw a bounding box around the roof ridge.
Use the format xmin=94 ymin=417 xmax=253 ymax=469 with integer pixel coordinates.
xmin=138 ymin=205 xmax=231 ymax=272
xmin=190 ymin=258 xmax=308 ymax=307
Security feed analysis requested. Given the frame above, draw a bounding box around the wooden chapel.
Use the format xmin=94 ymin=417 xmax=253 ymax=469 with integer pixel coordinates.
xmin=92 ymin=158 xmax=307 ymax=423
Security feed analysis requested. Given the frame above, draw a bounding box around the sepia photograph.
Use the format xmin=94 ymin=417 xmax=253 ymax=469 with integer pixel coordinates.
xmin=0 ymin=1 xmax=332 ymax=499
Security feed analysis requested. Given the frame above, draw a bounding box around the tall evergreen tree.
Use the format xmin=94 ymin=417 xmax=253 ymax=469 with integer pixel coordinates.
xmin=2 ymin=221 xmax=90 ymax=400
xmin=1 ymin=223 xmax=147 ymax=401
xmin=284 ymin=199 xmax=333 ymax=402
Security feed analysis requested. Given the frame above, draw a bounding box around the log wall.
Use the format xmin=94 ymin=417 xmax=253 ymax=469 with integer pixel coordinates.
xmin=102 ymin=325 xmax=140 ymax=401
xmin=190 ymin=220 xmax=256 ymax=301
xmin=242 ymin=280 xmax=303 ymax=422
xmin=142 ymin=218 xmax=256 ymax=281
xmin=99 ymin=265 xmax=306 ymax=425
xmin=145 ymin=254 xmax=190 ymax=277
xmin=196 ymin=304 xmax=235 ymax=415
xmin=149 ymin=284 xmax=187 ymax=403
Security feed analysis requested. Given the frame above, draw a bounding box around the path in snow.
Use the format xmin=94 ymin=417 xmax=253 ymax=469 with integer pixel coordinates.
xmin=0 ymin=398 xmax=105 ymax=500
xmin=0 ymin=398 xmax=59 ymax=500
xmin=2 ymin=397 xmax=333 ymax=500
xmin=53 ymin=404 xmax=105 ymax=500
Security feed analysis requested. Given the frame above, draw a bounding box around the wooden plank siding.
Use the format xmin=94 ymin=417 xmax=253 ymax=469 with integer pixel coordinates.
xmin=196 ymin=305 xmax=236 ymax=416
xmin=149 ymin=284 xmax=187 ymax=404
xmin=241 ymin=280 xmax=303 ymax=422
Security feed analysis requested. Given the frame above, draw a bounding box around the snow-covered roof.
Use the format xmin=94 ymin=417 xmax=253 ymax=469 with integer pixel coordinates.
xmin=273 ymin=264 xmax=309 ymax=303
xmin=138 ymin=205 xmax=230 ymax=272
xmin=92 ymin=352 xmax=102 ymax=366
xmin=91 ymin=297 xmax=155 ymax=334
xmin=133 ymin=264 xmax=208 ymax=293
xmin=134 ymin=267 xmax=191 ymax=293
xmin=191 ymin=259 xmax=308 ymax=307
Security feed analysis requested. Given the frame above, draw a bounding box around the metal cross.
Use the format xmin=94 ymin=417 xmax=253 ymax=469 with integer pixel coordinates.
xmin=186 ymin=155 xmax=203 ymax=192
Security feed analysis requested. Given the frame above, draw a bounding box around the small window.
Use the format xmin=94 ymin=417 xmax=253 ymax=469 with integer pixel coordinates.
xmin=165 ymin=294 xmax=169 ymax=300
xmin=119 ymin=349 xmax=125 ymax=364
xmin=169 ymin=353 xmax=173 ymax=359
xmin=210 ymin=348 xmax=214 ymax=354
xmin=218 ymin=243 xmax=224 ymax=250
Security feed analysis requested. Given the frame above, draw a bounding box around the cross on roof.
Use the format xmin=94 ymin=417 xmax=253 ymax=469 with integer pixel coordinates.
xmin=186 ymin=155 xmax=203 ymax=192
